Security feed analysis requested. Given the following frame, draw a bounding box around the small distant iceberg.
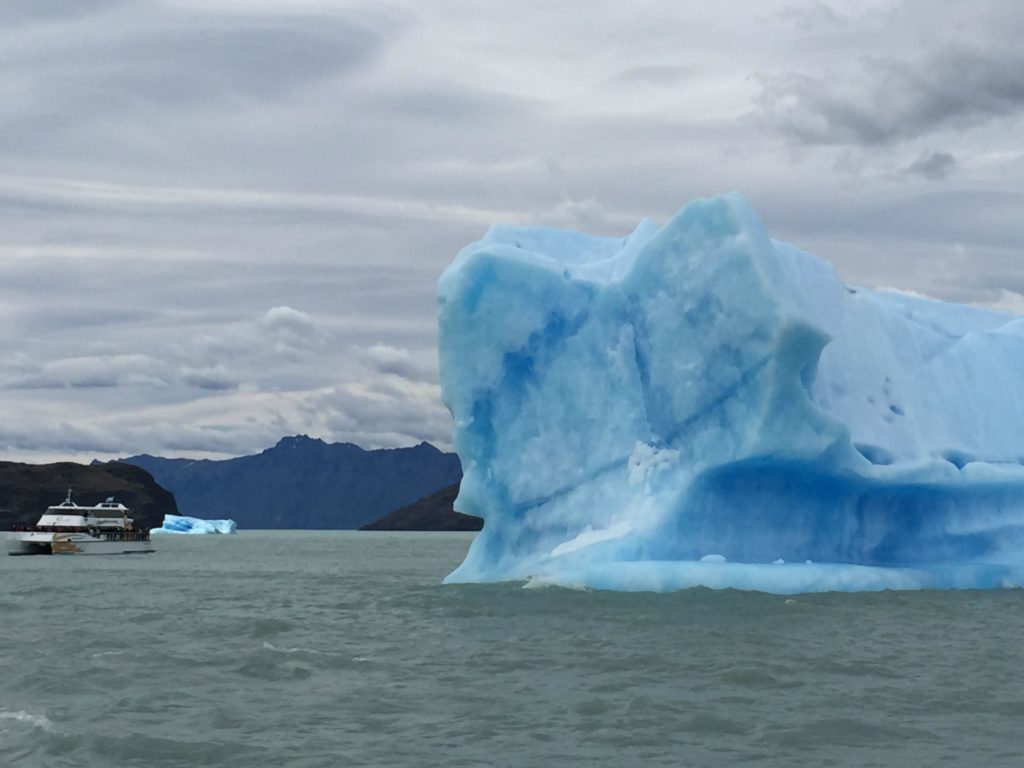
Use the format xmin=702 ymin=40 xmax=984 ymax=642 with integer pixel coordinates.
xmin=151 ymin=514 xmax=237 ymax=535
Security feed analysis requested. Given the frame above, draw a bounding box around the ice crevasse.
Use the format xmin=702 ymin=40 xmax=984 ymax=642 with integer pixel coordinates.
xmin=438 ymin=193 xmax=1024 ymax=593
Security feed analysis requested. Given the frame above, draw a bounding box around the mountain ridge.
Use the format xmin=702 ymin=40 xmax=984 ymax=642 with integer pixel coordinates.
xmin=117 ymin=435 xmax=462 ymax=529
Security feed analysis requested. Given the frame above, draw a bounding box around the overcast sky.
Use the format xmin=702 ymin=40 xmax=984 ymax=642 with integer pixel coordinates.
xmin=1 ymin=0 xmax=1022 ymax=463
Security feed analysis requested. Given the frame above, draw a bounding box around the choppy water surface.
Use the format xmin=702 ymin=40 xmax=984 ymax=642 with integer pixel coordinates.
xmin=2 ymin=531 xmax=1023 ymax=767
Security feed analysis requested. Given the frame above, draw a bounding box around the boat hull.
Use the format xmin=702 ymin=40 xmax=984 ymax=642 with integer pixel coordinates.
xmin=7 ymin=534 xmax=154 ymax=556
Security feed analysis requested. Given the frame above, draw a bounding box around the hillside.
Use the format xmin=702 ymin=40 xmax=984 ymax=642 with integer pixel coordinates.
xmin=0 ymin=461 xmax=176 ymax=531
xmin=119 ymin=435 xmax=462 ymax=529
xmin=361 ymin=483 xmax=482 ymax=531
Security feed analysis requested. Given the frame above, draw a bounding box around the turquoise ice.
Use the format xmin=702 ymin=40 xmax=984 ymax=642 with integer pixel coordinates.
xmin=152 ymin=514 xmax=237 ymax=535
xmin=438 ymin=194 xmax=1024 ymax=593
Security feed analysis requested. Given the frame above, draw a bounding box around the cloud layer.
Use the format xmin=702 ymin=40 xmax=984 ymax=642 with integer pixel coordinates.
xmin=1 ymin=0 xmax=1023 ymax=461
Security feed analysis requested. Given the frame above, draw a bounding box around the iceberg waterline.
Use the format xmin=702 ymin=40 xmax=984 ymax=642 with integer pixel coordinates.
xmin=152 ymin=514 xmax=237 ymax=535
xmin=437 ymin=193 xmax=1024 ymax=594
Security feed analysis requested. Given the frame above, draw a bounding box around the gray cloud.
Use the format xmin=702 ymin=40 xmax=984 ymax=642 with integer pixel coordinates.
xmin=4 ymin=5 xmax=385 ymax=105
xmin=317 ymin=377 xmax=451 ymax=451
xmin=0 ymin=3 xmax=397 ymax=183
xmin=360 ymin=344 xmax=438 ymax=383
xmin=776 ymin=2 xmax=844 ymax=32
xmin=762 ymin=50 xmax=1024 ymax=146
xmin=180 ymin=365 xmax=238 ymax=392
xmin=260 ymin=306 xmax=319 ymax=356
xmin=761 ymin=2 xmax=1024 ymax=147
xmin=906 ymin=151 xmax=957 ymax=180
xmin=0 ymin=419 xmax=276 ymax=458
xmin=0 ymin=0 xmax=127 ymax=25
xmin=1 ymin=354 xmax=170 ymax=390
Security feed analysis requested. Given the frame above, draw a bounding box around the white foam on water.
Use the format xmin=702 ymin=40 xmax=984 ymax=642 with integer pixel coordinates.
xmin=0 ymin=709 xmax=55 ymax=732
xmin=263 ymin=641 xmax=313 ymax=655
xmin=522 ymin=577 xmax=590 ymax=591
xmin=262 ymin=641 xmax=348 ymax=659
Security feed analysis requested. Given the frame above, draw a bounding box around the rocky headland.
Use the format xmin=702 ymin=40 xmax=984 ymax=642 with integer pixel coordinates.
xmin=361 ymin=483 xmax=482 ymax=531
xmin=0 ymin=461 xmax=176 ymax=531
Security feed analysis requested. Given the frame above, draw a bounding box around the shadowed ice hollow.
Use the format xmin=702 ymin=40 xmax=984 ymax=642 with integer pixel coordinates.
xmin=437 ymin=193 xmax=1024 ymax=593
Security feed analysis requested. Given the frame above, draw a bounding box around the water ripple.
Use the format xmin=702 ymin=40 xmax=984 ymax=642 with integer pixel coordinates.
xmin=1 ymin=532 xmax=1022 ymax=767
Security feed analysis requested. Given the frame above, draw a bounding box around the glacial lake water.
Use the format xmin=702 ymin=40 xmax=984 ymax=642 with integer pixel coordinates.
xmin=2 ymin=530 xmax=1023 ymax=767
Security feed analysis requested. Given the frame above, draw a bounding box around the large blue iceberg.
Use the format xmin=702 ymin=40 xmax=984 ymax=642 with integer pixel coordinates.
xmin=438 ymin=193 xmax=1024 ymax=593
xmin=151 ymin=515 xmax=237 ymax=535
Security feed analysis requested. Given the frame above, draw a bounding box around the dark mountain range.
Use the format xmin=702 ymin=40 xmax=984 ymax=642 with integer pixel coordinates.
xmin=118 ymin=435 xmax=462 ymax=530
xmin=361 ymin=483 xmax=481 ymax=531
xmin=0 ymin=461 xmax=175 ymax=531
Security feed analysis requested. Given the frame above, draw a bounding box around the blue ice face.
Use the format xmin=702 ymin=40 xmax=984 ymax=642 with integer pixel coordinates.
xmin=437 ymin=193 xmax=1024 ymax=594
xmin=152 ymin=515 xmax=237 ymax=534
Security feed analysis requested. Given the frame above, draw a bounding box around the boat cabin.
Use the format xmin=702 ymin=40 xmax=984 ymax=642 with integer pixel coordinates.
xmin=33 ymin=491 xmax=136 ymax=533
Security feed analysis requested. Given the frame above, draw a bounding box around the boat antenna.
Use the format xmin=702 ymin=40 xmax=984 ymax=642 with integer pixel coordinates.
xmin=65 ymin=487 xmax=72 ymax=503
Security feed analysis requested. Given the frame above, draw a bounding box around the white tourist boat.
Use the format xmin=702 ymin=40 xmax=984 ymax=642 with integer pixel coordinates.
xmin=7 ymin=489 xmax=154 ymax=556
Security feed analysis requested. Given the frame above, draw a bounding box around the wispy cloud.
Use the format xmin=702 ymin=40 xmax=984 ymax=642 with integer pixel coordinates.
xmin=0 ymin=174 xmax=524 ymax=226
